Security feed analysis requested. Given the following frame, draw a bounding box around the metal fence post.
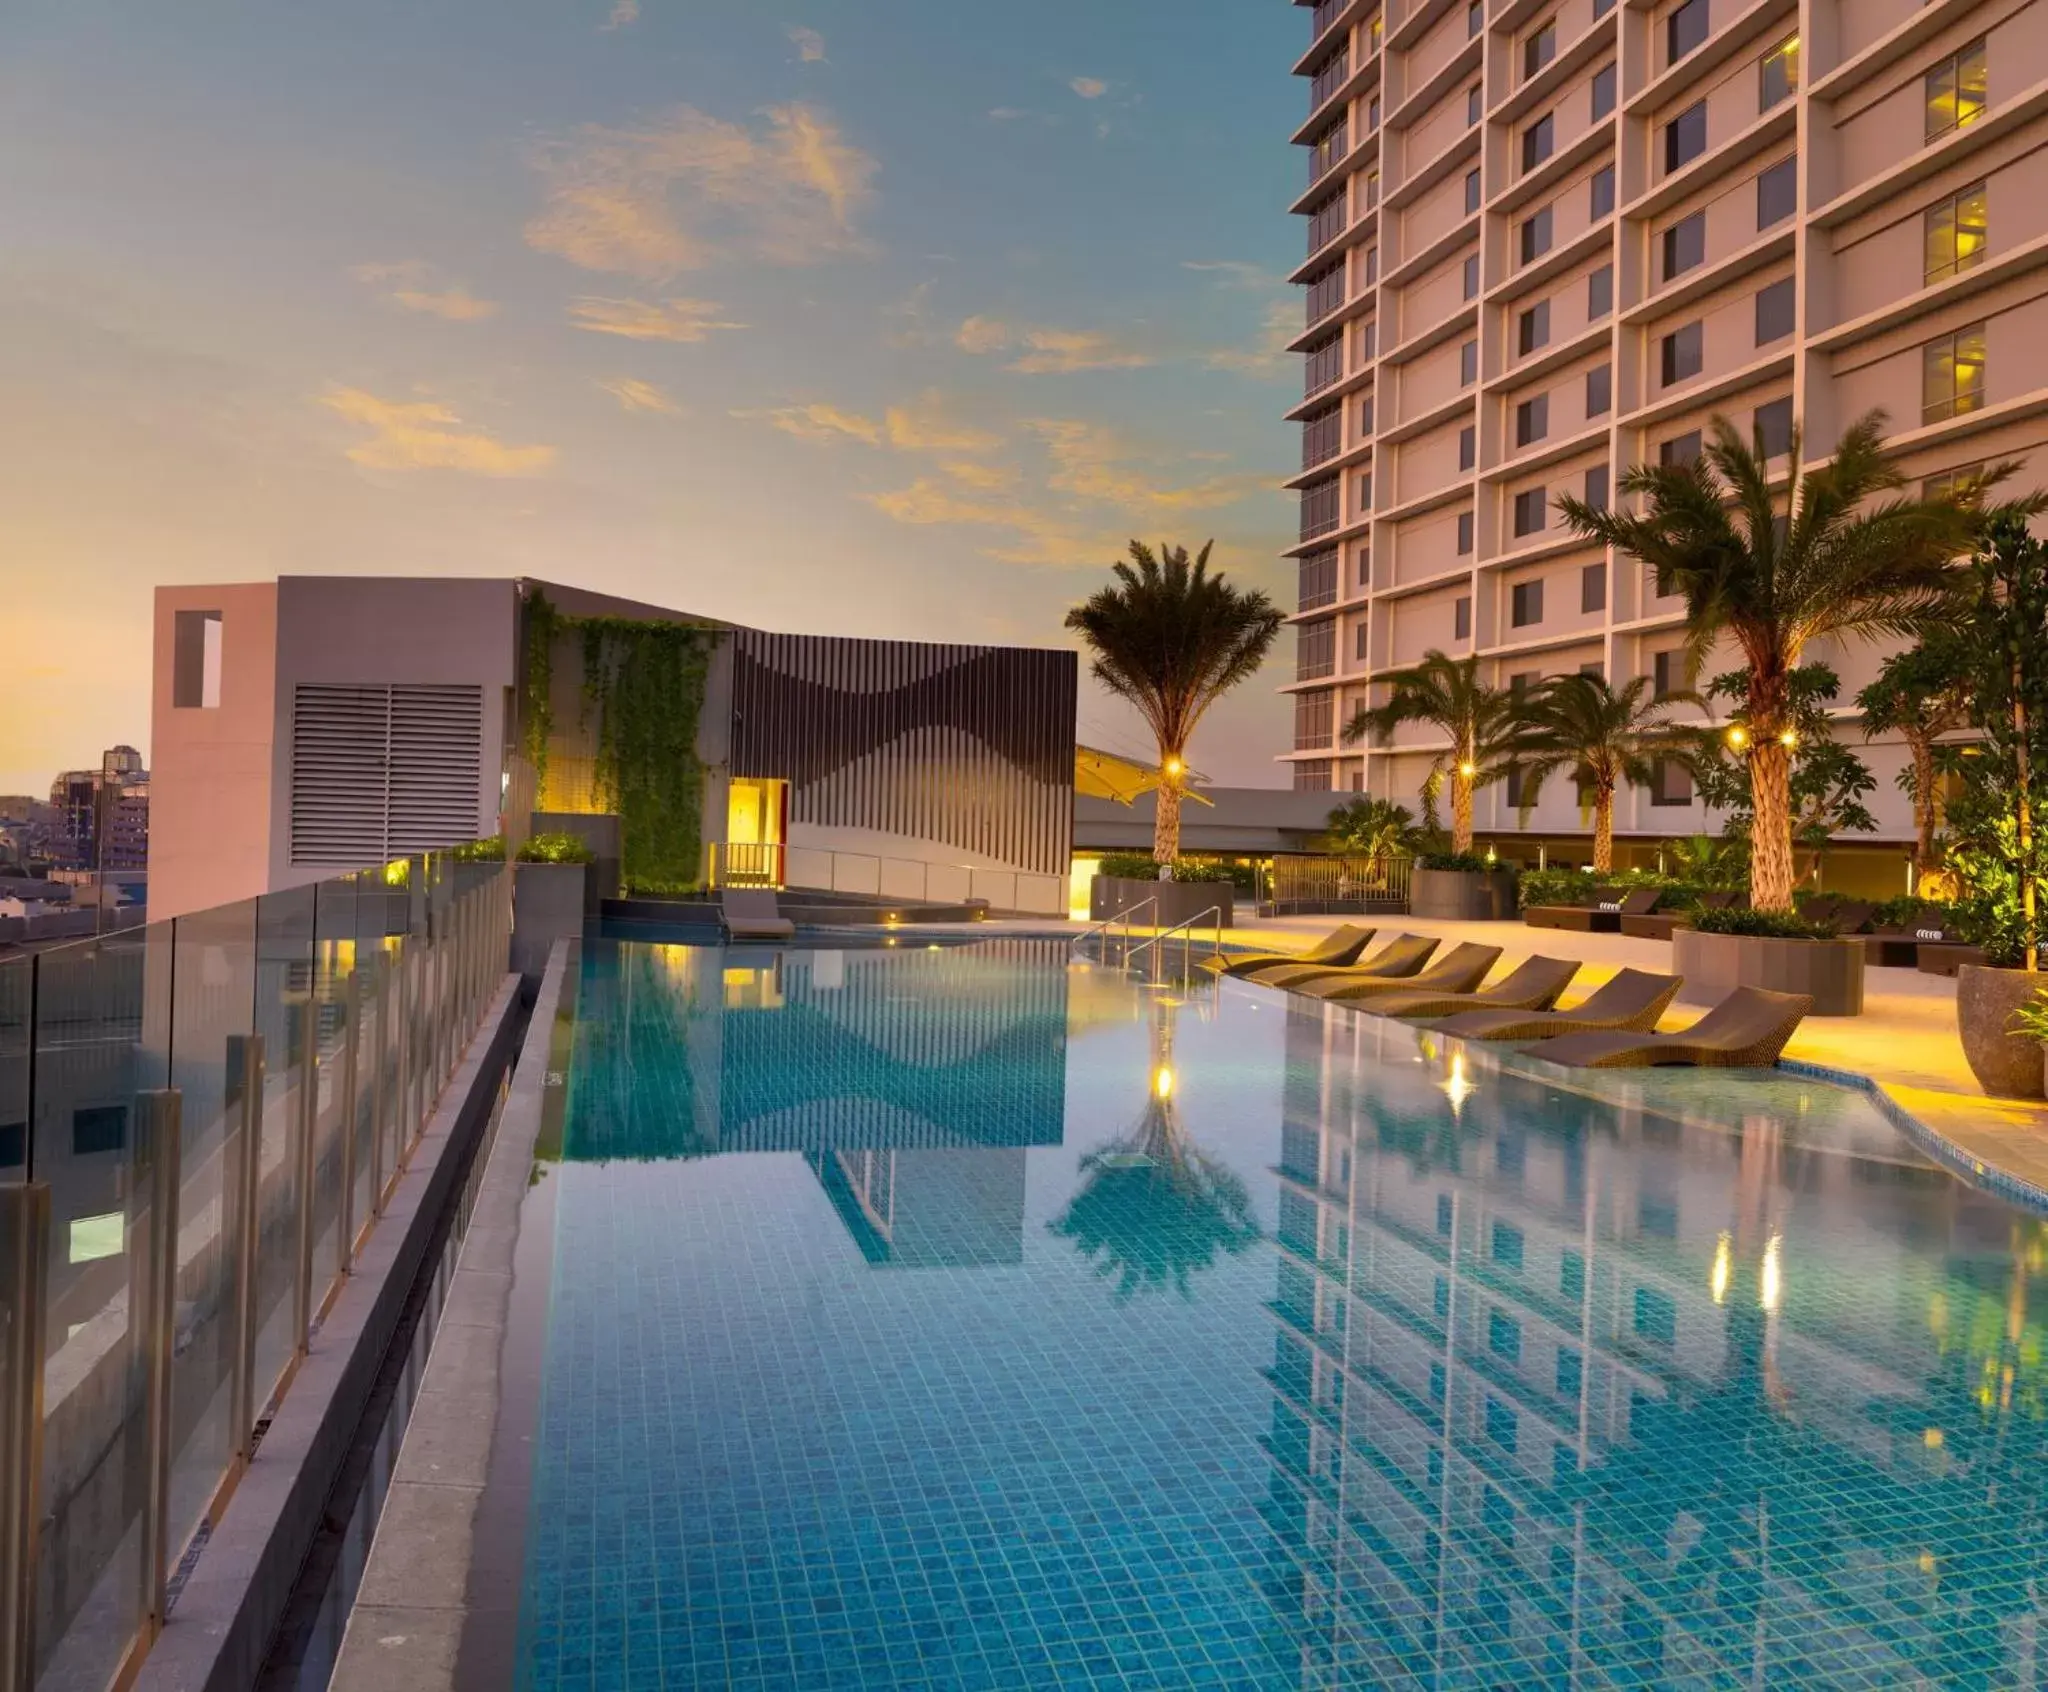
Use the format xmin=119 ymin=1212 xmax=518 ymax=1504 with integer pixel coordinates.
xmin=368 ymin=951 xmax=388 ymax=1218
xmin=337 ymin=966 xmax=360 ymax=1273
xmin=292 ymin=997 xmax=319 ymax=1350
xmin=0 ymin=1180 xmax=49 ymax=1689
xmin=226 ymin=1033 xmax=265 ymax=1466
xmin=133 ymin=1088 xmax=182 ymax=1642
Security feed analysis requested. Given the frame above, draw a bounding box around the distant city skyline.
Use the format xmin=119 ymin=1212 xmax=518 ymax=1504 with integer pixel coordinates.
xmin=0 ymin=0 xmax=1305 ymax=795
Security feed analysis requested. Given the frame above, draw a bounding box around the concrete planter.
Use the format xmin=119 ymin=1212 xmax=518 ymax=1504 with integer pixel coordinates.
xmin=1956 ymin=964 xmax=2048 ymax=1099
xmin=1673 ymin=928 xmax=1866 ymax=1016
xmin=1411 ymin=866 xmax=1516 ymax=921
xmin=1088 ymin=875 xmax=1234 ymax=930
xmin=512 ymin=861 xmax=588 ymax=990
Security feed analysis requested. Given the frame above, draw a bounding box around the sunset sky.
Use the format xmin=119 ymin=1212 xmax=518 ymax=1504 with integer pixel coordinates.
xmin=0 ymin=0 xmax=1306 ymax=796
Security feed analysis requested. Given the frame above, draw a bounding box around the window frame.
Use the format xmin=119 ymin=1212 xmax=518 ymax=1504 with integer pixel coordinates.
xmin=1924 ymin=180 xmax=1989 ymax=285
xmin=1759 ymin=33 xmax=1799 ymax=109
xmin=1756 ymin=154 xmax=1797 ymax=229
xmin=1660 ymin=320 xmax=1704 ymax=386
xmin=1922 ymin=323 xmax=1987 ymax=424
xmin=1667 ymin=0 xmax=1708 ymax=65
xmin=1754 ymin=275 xmax=1796 ymax=344
xmin=1512 ymin=487 xmax=1549 ymax=538
xmin=1661 ymin=210 xmax=1705 ymax=279
xmin=1925 ymin=39 xmax=1988 ymax=143
xmin=1665 ymin=101 xmax=1707 ymax=173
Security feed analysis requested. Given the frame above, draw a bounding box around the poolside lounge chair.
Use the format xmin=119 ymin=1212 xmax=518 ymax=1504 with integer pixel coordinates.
xmin=1618 ymin=889 xmax=1739 ymax=942
xmin=1251 ymin=932 xmax=1439 ymax=988
xmin=1525 ymin=986 xmax=1813 ymax=1069
xmin=1523 ymin=887 xmax=1617 ymax=930
xmin=1206 ymin=924 xmax=1376 ymax=977
xmin=1434 ymin=968 xmax=1684 ymax=1041
xmin=1295 ymin=941 xmax=1504 ymax=1002
xmin=721 ymin=888 xmax=795 ymax=941
xmin=1367 ymin=955 xmax=1582 ymax=1019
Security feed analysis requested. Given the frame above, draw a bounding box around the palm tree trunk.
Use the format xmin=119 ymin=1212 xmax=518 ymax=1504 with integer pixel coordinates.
xmin=1154 ymin=779 xmax=1183 ymax=863
xmin=1910 ymin=735 xmax=1940 ymax=878
xmin=1452 ymin=773 xmax=1473 ymax=855
xmin=1749 ymin=741 xmax=1796 ymax=911
xmin=1593 ymin=790 xmax=1614 ymax=875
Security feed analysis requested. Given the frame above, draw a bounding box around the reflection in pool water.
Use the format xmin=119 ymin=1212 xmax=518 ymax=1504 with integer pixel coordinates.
xmin=510 ymin=938 xmax=2048 ymax=1690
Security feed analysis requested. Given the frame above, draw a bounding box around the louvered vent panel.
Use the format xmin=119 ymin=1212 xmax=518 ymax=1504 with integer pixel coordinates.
xmin=289 ymin=685 xmax=391 ymax=865
xmin=388 ymin=684 xmax=484 ymax=850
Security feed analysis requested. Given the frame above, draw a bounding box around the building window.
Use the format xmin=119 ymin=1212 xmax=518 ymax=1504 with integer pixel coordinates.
xmin=1364 ymin=245 xmax=1379 ymax=284
xmin=1516 ymin=394 xmax=1549 ymax=446
xmin=1523 ymin=114 xmax=1555 ymax=173
xmin=1925 ymin=182 xmax=1989 ymax=284
xmin=1511 ymin=577 xmax=1545 ymax=624
xmin=1586 ymin=362 xmax=1612 ymax=416
xmin=1487 ymin=1398 xmax=1521 ymax=1455
xmin=1662 ymin=211 xmax=1705 ymax=279
xmin=1513 ymin=487 xmax=1548 ymax=537
xmin=1466 ymin=167 xmax=1483 ymax=215
xmin=1756 ymin=155 xmax=1797 ymax=227
xmin=1591 ymin=165 xmax=1615 ymax=219
xmin=1297 ymin=619 xmax=1337 ymax=680
xmin=1357 ymin=546 xmax=1372 ymax=584
xmin=1298 ymin=549 xmax=1339 ymax=611
xmin=1520 ymin=206 xmax=1554 ymax=264
xmin=1357 ymin=394 xmax=1376 ymax=434
xmin=1652 ymin=757 xmax=1694 ymax=805
xmin=1463 ymin=252 xmax=1481 ymax=299
xmin=1364 ymin=168 xmax=1380 ymax=208
xmin=1305 ymin=336 xmax=1343 ymax=396
xmin=172 ymin=609 xmax=225 ymax=709
xmin=1923 ymin=324 xmax=1987 ymax=423
xmin=1518 ymin=300 xmax=1550 ymax=355
xmin=1294 ymin=690 xmax=1337 ymax=750
xmin=1292 ymin=760 xmax=1334 ymax=791
xmin=1460 ymin=423 xmax=1477 ymax=469
xmin=1582 ymin=561 xmax=1607 ymax=612
xmin=1594 ymin=0 xmax=1614 ymax=15
xmin=1760 ymin=34 xmax=1799 ymax=109
xmin=1355 ymin=471 xmax=1374 ymax=512
xmin=1660 ymin=321 xmax=1703 ymax=385
xmin=1505 ymin=761 xmax=1527 ymax=806
xmin=1652 ymin=648 xmax=1681 ymax=697
xmin=1461 ymin=338 xmax=1480 ymax=384
xmin=1306 ymin=263 xmax=1345 ymax=324
xmin=1455 ymin=593 xmax=1473 ymax=636
xmin=1924 ymin=463 xmax=1985 ymax=500
xmin=1926 ymin=39 xmax=1988 ymax=142
xmin=1489 ymin=1309 xmax=1523 ymax=1363
xmin=1588 ymin=263 xmax=1613 ymax=318
xmin=1355 ymin=621 xmax=1368 ymax=661
xmin=1585 ymin=464 xmax=1610 ymax=510
xmin=1660 ymin=429 xmax=1702 ymax=466
xmin=1469 ymin=0 xmax=1485 ymax=38
xmin=1634 ymin=1287 xmax=1679 ymax=1344
xmin=1302 ymin=407 xmax=1341 ymax=469
xmin=1524 ymin=16 xmax=1556 ymax=78
xmin=1301 ymin=478 xmax=1341 ymax=539
xmin=1368 ymin=95 xmax=1381 ymax=131
xmin=1667 ymin=0 xmax=1707 ymax=64
xmin=1468 ymin=83 xmax=1484 ymax=126
xmin=1665 ymin=102 xmax=1707 ymax=172
xmin=1306 ymin=194 xmax=1345 ymax=256
xmin=1592 ymin=62 xmax=1617 ymax=120
xmin=1457 ymin=513 xmax=1476 ymax=556
xmin=1356 ymin=318 xmax=1377 ymax=359
xmin=1755 ymin=275 xmax=1795 ymax=343
xmin=1753 ymin=396 xmax=1794 ymax=458
xmin=72 ymin=1104 xmax=128 ymax=1157
xmin=1492 ymin=1221 xmax=1525 ymax=1270
xmin=1560 ymin=1249 xmax=1586 ymax=1301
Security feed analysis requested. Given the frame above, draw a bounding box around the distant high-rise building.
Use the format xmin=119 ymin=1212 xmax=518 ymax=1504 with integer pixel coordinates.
xmin=47 ymin=747 xmax=148 ymax=871
xmin=1280 ymin=0 xmax=2045 ymax=867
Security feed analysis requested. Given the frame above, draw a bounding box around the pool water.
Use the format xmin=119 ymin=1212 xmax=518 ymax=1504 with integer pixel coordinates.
xmin=510 ymin=937 xmax=2048 ymax=1690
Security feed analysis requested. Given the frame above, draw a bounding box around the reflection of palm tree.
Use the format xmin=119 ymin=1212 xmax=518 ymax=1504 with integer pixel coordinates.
xmin=1050 ymin=1011 xmax=1260 ymax=1300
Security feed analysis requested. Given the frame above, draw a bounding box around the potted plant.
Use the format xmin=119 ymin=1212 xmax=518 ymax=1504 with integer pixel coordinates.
xmin=512 ymin=830 xmax=595 ymax=983
xmin=1672 ymin=906 xmax=1866 ymax=1016
xmin=1087 ymin=853 xmax=1237 ymax=930
xmin=1348 ymin=652 xmax=1528 ymax=920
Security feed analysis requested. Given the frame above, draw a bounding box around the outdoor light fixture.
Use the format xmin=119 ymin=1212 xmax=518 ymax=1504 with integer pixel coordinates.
xmin=1162 ymin=755 xmax=1185 ymax=780
xmin=1726 ymin=725 xmax=1749 ymax=750
xmin=1458 ymin=760 xmax=1477 ymax=778
xmin=1778 ymin=728 xmax=1798 ymax=749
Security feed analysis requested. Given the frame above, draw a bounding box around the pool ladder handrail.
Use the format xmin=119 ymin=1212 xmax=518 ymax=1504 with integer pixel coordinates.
xmin=1119 ymin=904 xmax=1225 ymax=990
xmin=1072 ymin=894 xmax=1159 ymax=963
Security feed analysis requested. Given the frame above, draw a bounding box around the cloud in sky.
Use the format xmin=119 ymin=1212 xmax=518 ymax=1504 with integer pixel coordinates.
xmin=784 ymin=24 xmax=826 ymax=61
xmin=352 ymin=261 xmax=498 ymax=321
xmin=1027 ymin=418 xmax=1264 ymax=512
xmin=320 ymin=388 xmax=556 ymax=476
xmin=525 ymin=102 xmax=877 ymax=278
xmin=952 ymin=317 xmax=1153 ymax=374
xmin=599 ymin=376 xmax=681 ymax=414
xmin=1069 ymin=76 xmax=1108 ymax=98
xmin=567 ymin=295 xmax=747 ymax=340
xmin=602 ymin=0 xmax=638 ymax=29
xmin=744 ymin=390 xmax=999 ymax=454
xmin=752 ymin=401 xmax=884 ymax=445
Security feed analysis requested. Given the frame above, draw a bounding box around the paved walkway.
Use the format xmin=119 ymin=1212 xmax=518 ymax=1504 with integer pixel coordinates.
xmin=959 ymin=908 xmax=2048 ymax=1199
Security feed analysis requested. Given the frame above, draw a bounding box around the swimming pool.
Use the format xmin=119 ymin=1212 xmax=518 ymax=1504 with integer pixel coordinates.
xmin=502 ymin=936 xmax=2048 ymax=1689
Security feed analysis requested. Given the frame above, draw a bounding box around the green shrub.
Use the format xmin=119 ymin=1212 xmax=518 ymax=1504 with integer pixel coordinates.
xmin=1691 ymin=906 xmax=1837 ymax=939
xmin=1095 ymin=853 xmax=1258 ymax=891
xmin=622 ymin=876 xmax=698 ymax=897
xmin=1518 ymin=868 xmax=1598 ymax=909
xmin=1416 ymin=851 xmax=1495 ymax=872
xmin=517 ymin=831 xmax=595 ymax=865
xmin=451 ymin=835 xmax=506 ymax=862
xmin=1867 ymin=895 xmax=1950 ymax=931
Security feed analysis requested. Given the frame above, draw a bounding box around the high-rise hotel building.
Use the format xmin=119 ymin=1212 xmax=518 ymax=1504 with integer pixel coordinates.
xmin=1278 ymin=0 xmax=2048 ymax=855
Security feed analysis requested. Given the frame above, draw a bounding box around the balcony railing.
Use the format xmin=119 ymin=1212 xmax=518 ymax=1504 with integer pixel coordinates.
xmin=1304 ymin=265 xmax=1346 ymax=327
xmin=1301 ymin=410 xmax=1341 ymax=471
xmin=1312 ymin=0 xmax=1345 ymax=40
xmin=0 ymin=850 xmax=511 ymax=1689
xmin=1309 ymin=49 xmax=1350 ymax=111
xmin=1268 ymin=853 xmax=1413 ymax=914
xmin=1298 ymin=549 xmax=1339 ymax=611
xmin=1299 ymin=480 xmax=1340 ymax=542
xmin=1308 ymin=118 xmax=1349 ymax=184
xmin=1303 ymin=338 xmax=1344 ymax=399
xmin=1306 ymin=194 xmax=1347 ymax=257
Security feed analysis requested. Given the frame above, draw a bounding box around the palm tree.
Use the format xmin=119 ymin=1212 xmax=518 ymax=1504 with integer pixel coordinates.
xmin=1344 ymin=651 xmax=1527 ymax=855
xmin=1857 ymin=629 xmax=1975 ymax=882
xmin=1514 ymin=673 xmax=1701 ymax=874
xmin=1324 ymin=795 xmax=1419 ymax=858
xmin=1665 ymin=831 xmax=1749 ymax=889
xmin=1556 ymin=411 xmax=1994 ymax=910
xmin=1065 ymin=541 xmax=1284 ymax=862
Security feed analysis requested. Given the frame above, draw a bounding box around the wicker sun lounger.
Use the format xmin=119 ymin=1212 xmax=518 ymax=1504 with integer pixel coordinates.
xmin=1434 ymin=968 xmax=1684 ymax=1041
xmin=721 ymin=889 xmax=796 ymax=941
xmin=1294 ymin=942 xmax=1504 ymax=1002
xmin=1207 ymin=923 xmax=1377 ymax=977
xmin=1618 ymin=889 xmax=1738 ymax=942
xmin=1251 ymin=932 xmax=1440 ymax=988
xmin=1525 ymin=986 xmax=1814 ymax=1069
xmin=1366 ymin=955 xmax=1583 ymax=1019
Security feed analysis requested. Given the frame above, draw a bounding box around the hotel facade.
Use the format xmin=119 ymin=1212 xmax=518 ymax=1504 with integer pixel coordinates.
xmin=1279 ymin=0 xmax=2048 ymax=859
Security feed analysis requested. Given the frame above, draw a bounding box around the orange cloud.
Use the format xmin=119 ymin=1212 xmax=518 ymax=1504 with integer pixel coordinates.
xmin=599 ymin=377 xmax=681 ymax=414
xmin=320 ymin=388 xmax=556 ymax=476
xmin=952 ymin=317 xmax=1153 ymax=373
xmin=568 ymin=296 xmax=746 ymax=341
xmin=352 ymin=262 xmax=498 ymax=321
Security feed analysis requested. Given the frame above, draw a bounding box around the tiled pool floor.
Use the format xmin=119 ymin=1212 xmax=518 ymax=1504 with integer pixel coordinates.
xmin=504 ymin=938 xmax=2048 ymax=1690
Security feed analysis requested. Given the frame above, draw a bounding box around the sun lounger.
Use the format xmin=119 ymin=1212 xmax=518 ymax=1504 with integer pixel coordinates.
xmin=1366 ymin=955 xmax=1582 ymax=1019
xmin=1525 ymin=986 xmax=1813 ymax=1069
xmin=721 ymin=888 xmax=795 ymax=941
xmin=1435 ymin=968 xmax=1684 ymax=1041
xmin=1618 ymin=889 xmax=1737 ymax=942
xmin=1295 ymin=941 xmax=1504 ymax=1002
xmin=1251 ymin=932 xmax=1439 ymax=988
xmin=1207 ymin=924 xmax=1375 ymax=977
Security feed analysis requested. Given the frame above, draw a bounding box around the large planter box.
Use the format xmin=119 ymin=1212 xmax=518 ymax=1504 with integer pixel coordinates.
xmin=512 ymin=861 xmax=588 ymax=991
xmin=1088 ymin=875 xmax=1234 ymax=930
xmin=1956 ymin=964 xmax=2048 ymax=1099
xmin=1673 ymin=928 xmax=1865 ymax=1016
xmin=1411 ymin=866 xmax=1515 ymax=921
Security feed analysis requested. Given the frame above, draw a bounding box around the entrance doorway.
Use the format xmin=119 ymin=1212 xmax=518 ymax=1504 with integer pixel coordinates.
xmin=725 ymin=778 xmax=788 ymax=885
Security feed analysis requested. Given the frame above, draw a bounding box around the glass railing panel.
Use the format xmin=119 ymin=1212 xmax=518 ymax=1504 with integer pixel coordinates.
xmin=253 ymin=883 xmax=317 ymax=1408
xmin=0 ymin=957 xmax=28 ymax=1181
